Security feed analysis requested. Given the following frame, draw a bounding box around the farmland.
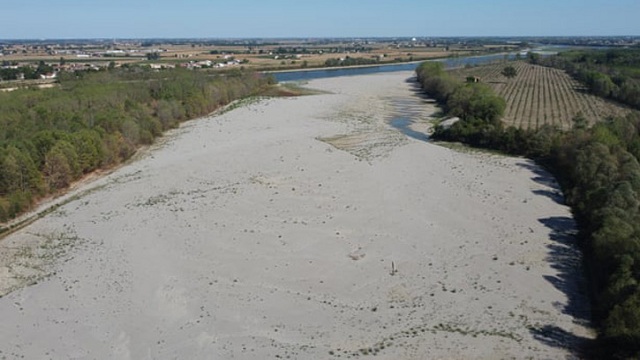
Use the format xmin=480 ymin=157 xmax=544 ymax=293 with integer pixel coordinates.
xmin=450 ymin=61 xmax=631 ymax=129
xmin=1 ymin=38 xmax=507 ymax=74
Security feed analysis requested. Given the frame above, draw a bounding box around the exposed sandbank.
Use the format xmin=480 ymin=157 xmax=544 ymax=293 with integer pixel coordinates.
xmin=0 ymin=71 xmax=591 ymax=359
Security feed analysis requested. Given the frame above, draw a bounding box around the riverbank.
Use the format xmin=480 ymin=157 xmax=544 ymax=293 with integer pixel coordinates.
xmin=267 ymin=52 xmax=521 ymax=83
xmin=0 ymin=71 xmax=591 ymax=358
xmin=263 ymin=60 xmax=427 ymax=74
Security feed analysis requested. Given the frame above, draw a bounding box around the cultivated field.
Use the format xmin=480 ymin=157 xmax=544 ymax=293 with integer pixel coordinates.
xmin=451 ymin=61 xmax=631 ymax=129
xmin=2 ymin=39 xmax=521 ymax=73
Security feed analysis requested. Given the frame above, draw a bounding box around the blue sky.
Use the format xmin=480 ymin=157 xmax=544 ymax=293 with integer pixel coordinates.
xmin=3 ymin=0 xmax=639 ymax=39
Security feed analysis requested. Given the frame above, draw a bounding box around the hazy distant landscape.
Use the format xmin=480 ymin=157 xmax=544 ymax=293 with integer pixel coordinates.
xmin=2 ymin=36 xmax=639 ymax=79
xmin=2 ymin=0 xmax=640 ymax=358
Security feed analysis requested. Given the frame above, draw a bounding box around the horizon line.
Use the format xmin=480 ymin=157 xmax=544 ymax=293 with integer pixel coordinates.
xmin=2 ymin=35 xmax=640 ymax=42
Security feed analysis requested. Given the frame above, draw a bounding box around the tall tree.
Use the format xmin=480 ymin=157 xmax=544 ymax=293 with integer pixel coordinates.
xmin=501 ymin=65 xmax=517 ymax=79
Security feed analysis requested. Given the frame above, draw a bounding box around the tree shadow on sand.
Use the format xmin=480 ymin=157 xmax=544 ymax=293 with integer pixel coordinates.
xmin=517 ymin=160 xmax=596 ymax=356
xmin=529 ymin=325 xmax=596 ymax=360
xmin=518 ymin=158 xmax=589 ymax=321
xmin=532 ymin=189 xmax=565 ymax=205
xmin=534 ymin=216 xmax=596 ymax=357
xmin=538 ymin=216 xmax=592 ymax=324
xmin=534 ymin=194 xmax=595 ymax=356
xmin=405 ymin=76 xmax=439 ymax=104
xmin=516 ymin=161 xmax=566 ymax=205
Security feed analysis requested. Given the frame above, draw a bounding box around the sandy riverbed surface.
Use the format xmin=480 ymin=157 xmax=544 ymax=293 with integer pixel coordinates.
xmin=0 ymin=71 xmax=592 ymax=359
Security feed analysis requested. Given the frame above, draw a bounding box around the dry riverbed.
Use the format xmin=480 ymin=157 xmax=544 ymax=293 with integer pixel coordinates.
xmin=0 ymin=71 xmax=592 ymax=359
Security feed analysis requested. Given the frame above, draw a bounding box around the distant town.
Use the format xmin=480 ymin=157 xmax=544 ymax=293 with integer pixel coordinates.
xmin=1 ymin=36 xmax=639 ymax=86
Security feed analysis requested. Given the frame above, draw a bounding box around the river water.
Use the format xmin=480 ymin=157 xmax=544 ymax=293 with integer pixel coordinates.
xmin=270 ymin=53 xmax=520 ymax=83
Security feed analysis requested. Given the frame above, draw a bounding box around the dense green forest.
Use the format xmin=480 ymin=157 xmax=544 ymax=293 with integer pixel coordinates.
xmin=0 ymin=67 xmax=272 ymax=223
xmin=418 ymin=52 xmax=640 ymax=358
